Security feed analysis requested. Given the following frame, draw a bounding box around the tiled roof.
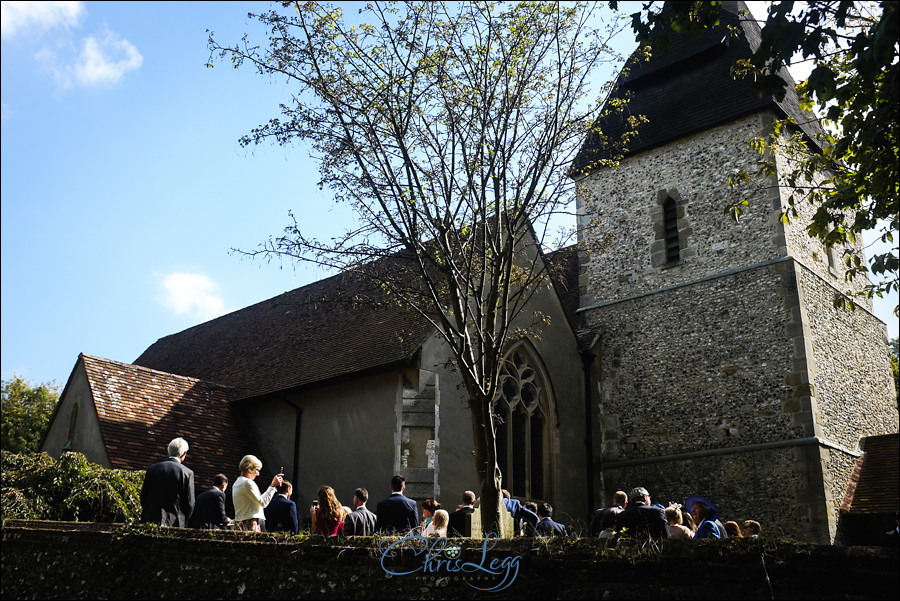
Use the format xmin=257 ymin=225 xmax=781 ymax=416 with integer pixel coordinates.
xmin=134 ymin=268 xmax=437 ymax=401
xmin=135 ymin=249 xmax=580 ymax=402
xmin=80 ymin=354 xmax=251 ymax=488
xmin=840 ymin=433 xmax=899 ymax=515
xmin=572 ymin=1 xmax=827 ymax=175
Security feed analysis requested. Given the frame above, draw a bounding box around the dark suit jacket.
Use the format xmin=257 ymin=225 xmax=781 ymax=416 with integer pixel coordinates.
xmin=448 ymin=506 xmax=475 ymax=537
xmin=535 ymin=517 xmax=568 ymax=537
xmin=588 ymin=504 xmax=625 ymax=537
xmin=375 ymin=492 xmax=419 ymax=534
xmin=140 ymin=457 xmax=195 ymax=527
xmin=264 ymin=494 xmax=299 ymax=534
xmin=344 ymin=505 xmax=378 ymax=536
xmin=503 ymin=498 xmax=538 ymax=536
xmin=189 ymin=486 xmax=229 ymax=529
xmin=616 ymin=501 xmax=669 ymax=539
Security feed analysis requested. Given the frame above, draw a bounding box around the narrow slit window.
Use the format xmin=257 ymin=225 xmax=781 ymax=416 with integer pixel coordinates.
xmin=663 ymin=197 xmax=680 ymax=263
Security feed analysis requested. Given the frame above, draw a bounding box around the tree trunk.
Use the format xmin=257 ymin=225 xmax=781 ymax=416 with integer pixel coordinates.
xmin=471 ymin=395 xmax=503 ymax=536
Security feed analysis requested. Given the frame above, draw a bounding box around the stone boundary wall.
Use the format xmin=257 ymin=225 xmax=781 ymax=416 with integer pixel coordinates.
xmin=2 ymin=521 xmax=898 ymax=600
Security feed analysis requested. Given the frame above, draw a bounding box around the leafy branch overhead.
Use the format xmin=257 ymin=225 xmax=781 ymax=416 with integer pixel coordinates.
xmin=625 ymin=1 xmax=898 ymax=315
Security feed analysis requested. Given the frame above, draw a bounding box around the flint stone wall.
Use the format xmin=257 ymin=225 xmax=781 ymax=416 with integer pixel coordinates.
xmin=2 ymin=521 xmax=898 ymax=600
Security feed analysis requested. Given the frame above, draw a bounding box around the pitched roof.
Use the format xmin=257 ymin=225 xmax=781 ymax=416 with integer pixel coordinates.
xmin=134 ymin=268 xmax=437 ymax=401
xmin=840 ymin=433 xmax=899 ymax=515
xmin=572 ymin=0 xmax=827 ymax=175
xmin=78 ymin=354 xmax=250 ymax=487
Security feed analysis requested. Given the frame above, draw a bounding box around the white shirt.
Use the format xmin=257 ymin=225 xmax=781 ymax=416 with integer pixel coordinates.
xmin=232 ymin=475 xmax=277 ymax=522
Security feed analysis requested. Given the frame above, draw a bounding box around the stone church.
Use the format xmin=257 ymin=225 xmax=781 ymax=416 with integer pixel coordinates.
xmin=41 ymin=1 xmax=897 ymax=543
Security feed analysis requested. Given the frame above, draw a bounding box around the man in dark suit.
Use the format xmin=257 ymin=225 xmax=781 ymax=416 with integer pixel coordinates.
xmin=189 ymin=473 xmax=232 ymax=529
xmin=534 ymin=503 xmax=568 ymax=537
xmin=375 ymin=475 xmax=419 ymax=535
xmin=344 ymin=487 xmax=378 ymax=536
xmin=264 ymin=480 xmax=299 ymax=534
xmin=588 ymin=490 xmax=628 ymax=537
xmin=140 ymin=437 xmax=195 ymax=527
xmin=448 ymin=490 xmax=477 ymax=537
xmin=617 ymin=487 xmax=669 ymax=539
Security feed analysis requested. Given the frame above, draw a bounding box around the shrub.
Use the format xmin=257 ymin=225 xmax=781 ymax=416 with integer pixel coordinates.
xmin=1 ymin=451 xmax=144 ymax=525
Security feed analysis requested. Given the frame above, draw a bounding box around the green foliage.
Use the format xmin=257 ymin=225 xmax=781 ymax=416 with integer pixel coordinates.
xmin=622 ymin=1 xmax=899 ymax=316
xmin=1 ymin=375 xmax=59 ymax=454
xmin=1 ymin=451 xmax=144 ymax=525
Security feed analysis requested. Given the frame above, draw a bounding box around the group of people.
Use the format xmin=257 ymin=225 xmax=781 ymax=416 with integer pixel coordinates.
xmin=587 ymin=487 xmax=762 ymax=541
xmin=139 ymin=439 xmax=760 ymax=541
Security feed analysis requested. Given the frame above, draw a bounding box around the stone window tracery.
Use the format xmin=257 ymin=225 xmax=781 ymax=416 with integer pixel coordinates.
xmin=493 ymin=343 xmax=549 ymax=500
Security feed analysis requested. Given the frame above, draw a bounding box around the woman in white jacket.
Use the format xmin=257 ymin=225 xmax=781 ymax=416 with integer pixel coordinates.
xmin=232 ymin=454 xmax=282 ymax=531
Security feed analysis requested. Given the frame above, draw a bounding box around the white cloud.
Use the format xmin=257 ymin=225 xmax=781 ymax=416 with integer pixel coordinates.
xmin=160 ymin=273 xmax=228 ymax=322
xmin=1 ymin=1 xmax=85 ymax=39
xmin=35 ymin=27 xmax=143 ymax=89
xmin=73 ymin=29 xmax=143 ymax=86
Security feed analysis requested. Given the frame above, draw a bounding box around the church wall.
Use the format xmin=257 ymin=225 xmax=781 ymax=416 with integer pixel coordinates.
xmin=576 ymin=112 xmax=782 ymax=309
xmin=420 ymin=272 xmax=588 ymax=525
xmin=773 ymin=139 xmax=872 ymax=307
xmin=587 ymin=264 xmax=809 ymax=462
xmin=799 ymin=265 xmax=898 ymax=448
xmin=241 ymin=371 xmax=400 ymax=509
xmin=40 ymin=361 xmax=111 ymax=467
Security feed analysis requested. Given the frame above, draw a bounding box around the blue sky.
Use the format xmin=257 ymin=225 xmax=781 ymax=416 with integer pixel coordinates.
xmin=1 ymin=1 xmax=896 ymax=390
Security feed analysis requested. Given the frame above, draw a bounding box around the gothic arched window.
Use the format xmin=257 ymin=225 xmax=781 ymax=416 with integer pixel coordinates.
xmin=493 ymin=343 xmax=550 ymax=500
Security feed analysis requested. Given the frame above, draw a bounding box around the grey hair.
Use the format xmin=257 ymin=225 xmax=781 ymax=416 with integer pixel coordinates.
xmin=628 ymin=487 xmax=649 ymax=504
xmin=167 ymin=437 xmax=189 ymax=457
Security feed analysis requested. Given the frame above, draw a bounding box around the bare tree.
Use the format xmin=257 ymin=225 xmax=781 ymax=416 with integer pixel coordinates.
xmin=208 ymin=0 xmax=634 ymax=534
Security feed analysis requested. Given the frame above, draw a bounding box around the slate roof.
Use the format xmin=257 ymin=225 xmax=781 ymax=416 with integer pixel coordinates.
xmin=135 ymin=246 xmax=581 ymax=403
xmin=840 ymin=433 xmax=899 ymax=515
xmin=572 ymin=0 xmax=827 ymax=175
xmin=134 ymin=268 xmax=437 ymax=402
xmin=76 ymin=354 xmax=250 ymax=488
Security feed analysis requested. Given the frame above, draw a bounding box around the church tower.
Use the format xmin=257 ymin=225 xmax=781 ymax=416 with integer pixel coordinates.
xmin=573 ymin=1 xmax=897 ymax=543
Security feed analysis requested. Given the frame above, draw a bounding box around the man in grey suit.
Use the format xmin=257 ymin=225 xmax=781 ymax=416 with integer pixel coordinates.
xmin=344 ymin=487 xmax=377 ymax=536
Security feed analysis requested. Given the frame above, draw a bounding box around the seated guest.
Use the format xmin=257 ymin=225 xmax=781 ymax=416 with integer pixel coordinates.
xmin=723 ymin=520 xmax=743 ymax=538
xmin=597 ymin=506 xmax=623 ymax=539
xmin=344 ymin=488 xmax=377 ymax=536
xmin=189 ymin=473 xmax=232 ymax=529
xmin=264 ymin=480 xmax=298 ymax=534
xmin=448 ymin=490 xmax=477 ymax=537
xmin=617 ymin=487 xmax=669 ymax=539
xmin=743 ymin=520 xmax=761 ymax=538
xmin=311 ymin=485 xmax=345 ymax=536
xmin=534 ymin=503 xmax=568 ymax=537
xmin=430 ymin=509 xmax=450 ymax=538
xmin=687 ymin=495 xmax=726 ymax=539
xmin=523 ymin=502 xmax=540 ymax=536
xmin=421 ymin=498 xmax=441 ymax=536
xmin=589 ymin=490 xmax=628 ymax=537
xmin=665 ymin=505 xmax=693 ymax=540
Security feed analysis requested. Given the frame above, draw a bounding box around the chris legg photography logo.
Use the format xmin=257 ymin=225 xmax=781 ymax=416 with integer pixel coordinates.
xmin=379 ymin=532 xmax=521 ymax=592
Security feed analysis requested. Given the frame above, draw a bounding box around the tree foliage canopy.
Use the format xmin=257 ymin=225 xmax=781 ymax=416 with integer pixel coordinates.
xmin=1 ymin=376 xmax=58 ymax=454
xmin=621 ymin=0 xmax=898 ymax=315
xmin=209 ymin=1 xmax=630 ymax=531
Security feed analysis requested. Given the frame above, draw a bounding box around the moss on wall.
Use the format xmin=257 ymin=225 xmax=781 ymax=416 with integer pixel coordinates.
xmin=2 ymin=520 xmax=897 ymax=600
